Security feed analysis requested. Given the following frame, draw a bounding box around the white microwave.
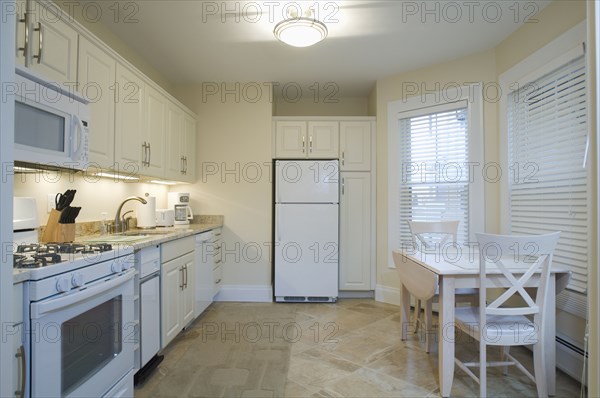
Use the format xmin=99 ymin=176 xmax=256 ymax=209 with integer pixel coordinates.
xmin=13 ymin=66 xmax=90 ymax=170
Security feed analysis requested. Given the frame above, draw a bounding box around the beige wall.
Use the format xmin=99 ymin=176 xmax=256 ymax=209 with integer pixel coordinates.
xmin=54 ymin=0 xmax=174 ymax=94
xmin=375 ymin=49 xmax=498 ymax=294
xmin=273 ymin=97 xmax=369 ymax=116
xmin=14 ymin=173 xmax=168 ymax=224
xmin=174 ymin=83 xmax=273 ymax=287
xmin=376 ymin=1 xmax=587 ymax=298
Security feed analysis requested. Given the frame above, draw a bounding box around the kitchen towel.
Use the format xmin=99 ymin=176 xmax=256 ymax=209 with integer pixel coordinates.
xmin=137 ymin=196 xmax=156 ymax=228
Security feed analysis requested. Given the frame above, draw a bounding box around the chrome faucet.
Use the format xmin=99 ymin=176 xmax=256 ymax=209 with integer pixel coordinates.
xmin=114 ymin=196 xmax=147 ymax=233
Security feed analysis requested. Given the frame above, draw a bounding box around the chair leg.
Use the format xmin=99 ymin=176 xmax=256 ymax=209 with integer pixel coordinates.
xmin=414 ymin=298 xmax=422 ymax=333
xmin=533 ymin=342 xmax=548 ymax=398
xmin=501 ymin=346 xmax=509 ymax=376
xmin=424 ymin=299 xmax=433 ymax=353
xmin=480 ymin=338 xmax=487 ymax=398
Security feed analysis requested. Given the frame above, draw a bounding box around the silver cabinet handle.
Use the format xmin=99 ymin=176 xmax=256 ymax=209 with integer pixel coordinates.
xmin=179 ymin=266 xmax=184 ymax=290
xmin=215 ymin=278 xmax=222 ymax=284
xmin=341 ymin=151 xmax=345 ymax=166
xmin=147 ymin=143 xmax=151 ymax=166
xmin=341 ymin=178 xmax=345 ymax=195
xmin=302 ymin=135 xmax=305 ymax=154
xmin=184 ymin=264 xmax=188 ymax=288
xmin=180 ymin=156 xmax=184 ymax=174
xmin=309 ymin=135 xmax=313 ymax=153
xmin=15 ymin=345 xmax=25 ymax=398
xmin=142 ymin=142 xmax=147 ymax=166
xmin=184 ymin=157 xmax=188 ymax=174
xmin=17 ymin=12 xmax=29 ymax=59
xmin=33 ymin=22 xmax=42 ymax=64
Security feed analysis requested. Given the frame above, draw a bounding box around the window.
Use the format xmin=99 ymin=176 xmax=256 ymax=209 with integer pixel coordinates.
xmin=388 ymin=85 xmax=484 ymax=266
xmin=505 ymin=49 xmax=588 ymax=294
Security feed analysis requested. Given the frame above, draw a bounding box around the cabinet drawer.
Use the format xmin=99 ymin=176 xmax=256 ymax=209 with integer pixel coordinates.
xmin=213 ymin=265 xmax=223 ymax=286
xmin=161 ymin=236 xmax=194 ymax=262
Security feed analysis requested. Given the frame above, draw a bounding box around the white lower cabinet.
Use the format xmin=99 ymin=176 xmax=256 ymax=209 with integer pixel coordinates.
xmin=160 ymin=236 xmax=195 ymax=348
xmin=339 ymin=172 xmax=372 ymax=291
xmin=212 ymin=229 xmax=223 ymax=297
xmin=12 ymin=283 xmax=24 ymax=398
xmin=137 ymin=246 xmax=161 ymax=370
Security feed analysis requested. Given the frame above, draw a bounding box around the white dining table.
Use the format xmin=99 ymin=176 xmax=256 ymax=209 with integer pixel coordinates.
xmin=394 ymin=246 xmax=571 ymax=397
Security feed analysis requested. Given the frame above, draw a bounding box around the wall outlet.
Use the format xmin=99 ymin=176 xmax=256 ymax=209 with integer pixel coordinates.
xmin=47 ymin=194 xmax=55 ymax=213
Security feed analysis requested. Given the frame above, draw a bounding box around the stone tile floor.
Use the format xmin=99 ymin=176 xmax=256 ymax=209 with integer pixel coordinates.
xmin=135 ymin=299 xmax=582 ymax=397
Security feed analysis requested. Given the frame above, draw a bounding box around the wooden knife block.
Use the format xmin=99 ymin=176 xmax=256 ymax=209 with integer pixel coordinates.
xmin=41 ymin=209 xmax=75 ymax=243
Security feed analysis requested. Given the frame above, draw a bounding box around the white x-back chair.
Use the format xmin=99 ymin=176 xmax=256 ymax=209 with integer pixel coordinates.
xmin=405 ymin=220 xmax=478 ymax=352
xmin=454 ymin=232 xmax=561 ymax=398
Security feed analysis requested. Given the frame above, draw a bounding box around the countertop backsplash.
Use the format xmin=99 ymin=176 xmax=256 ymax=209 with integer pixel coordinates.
xmin=37 ymin=215 xmax=224 ymax=241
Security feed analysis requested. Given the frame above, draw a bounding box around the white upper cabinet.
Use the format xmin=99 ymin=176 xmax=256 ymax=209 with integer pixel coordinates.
xmin=17 ymin=1 xmax=78 ymax=87
xmin=182 ymin=113 xmax=197 ymax=183
xmin=340 ymin=121 xmax=372 ymax=171
xmin=275 ymin=121 xmax=308 ymax=158
xmin=114 ymin=62 xmax=145 ymax=176
xmin=165 ymin=103 xmax=185 ymax=180
xmin=307 ymin=121 xmax=339 ymax=158
xmin=275 ymin=121 xmax=339 ymax=158
xmin=78 ymin=36 xmax=116 ymax=169
xmin=144 ymin=85 xmax=167 ymax=177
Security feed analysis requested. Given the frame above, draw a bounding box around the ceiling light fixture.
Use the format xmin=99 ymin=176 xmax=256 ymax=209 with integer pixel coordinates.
xmin=274 ymin=16 xmax=328 ymax=48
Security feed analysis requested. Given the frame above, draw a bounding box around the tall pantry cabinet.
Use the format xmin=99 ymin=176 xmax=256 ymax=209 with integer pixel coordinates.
xmin=273 ymin=117 xmax=376 ymax=293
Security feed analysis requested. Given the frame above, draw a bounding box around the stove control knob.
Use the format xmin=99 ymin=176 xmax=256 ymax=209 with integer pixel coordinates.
xmin=71 ymin=273 xmax=84 ymax=288
xmin=111 ymin=262 xmax=124 ymax=273
xmin=56 ymin=277 xmax=71 ymax=293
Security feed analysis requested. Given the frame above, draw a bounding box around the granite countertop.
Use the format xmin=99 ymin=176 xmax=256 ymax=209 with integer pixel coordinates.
xmin=13 ymin=220 xmax=223 ymax=284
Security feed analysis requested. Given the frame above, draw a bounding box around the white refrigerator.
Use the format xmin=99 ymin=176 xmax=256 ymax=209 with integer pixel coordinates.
xmin=274 ymin=160 xmax=339 ymax=302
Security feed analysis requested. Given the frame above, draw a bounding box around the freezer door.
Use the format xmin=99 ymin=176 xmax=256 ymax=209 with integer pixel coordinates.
xmin=275 ymin=160 xmax=339 ymax=203
xmin=274 ymin=203 xmax=339 ymax=298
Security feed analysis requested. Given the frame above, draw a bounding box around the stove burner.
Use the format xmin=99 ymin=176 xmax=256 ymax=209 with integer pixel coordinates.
xmin=13 ymin=253 xmax=62 ymax=268
xmin=13 ymin=243 xmax=114 ymax=269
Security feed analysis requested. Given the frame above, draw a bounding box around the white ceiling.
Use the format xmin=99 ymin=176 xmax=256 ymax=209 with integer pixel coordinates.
xmin=80 ymin=0 xmax=551 ymax=97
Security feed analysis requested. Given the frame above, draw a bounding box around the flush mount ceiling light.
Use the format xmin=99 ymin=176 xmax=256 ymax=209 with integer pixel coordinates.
xmin=274 ymin=10 xmax=328 ymax=48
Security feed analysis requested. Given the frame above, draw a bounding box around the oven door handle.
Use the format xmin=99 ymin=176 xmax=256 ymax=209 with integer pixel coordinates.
xmin=30 ymin=270 xmax=134 ymax=319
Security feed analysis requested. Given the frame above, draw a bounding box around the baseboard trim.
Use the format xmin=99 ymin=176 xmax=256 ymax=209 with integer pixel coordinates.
xmin=375 ymin=284 xmax=400 ymax=306
xmin=214 ymin=284 xmax=273 ymax=302
xmin=339 ymin=290 xmax=375 ymax=299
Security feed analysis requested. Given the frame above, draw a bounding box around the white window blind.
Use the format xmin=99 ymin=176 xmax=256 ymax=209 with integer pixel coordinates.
xmin=507 ymin=54 xmax=588 ymax=293
xmin=398 ymin=104 xmax=470 ymax=245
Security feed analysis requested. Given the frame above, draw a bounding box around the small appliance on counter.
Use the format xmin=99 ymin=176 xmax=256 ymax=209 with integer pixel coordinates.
xmin=137 ymin=194 xmax=156 ymax=229
xmin=168 ymin=192 xmax=194 ymax=225
xmin=13 ymin=197 xmax=39 ymax=245
xmin=155 ymin=209 xmax=175 ymax=227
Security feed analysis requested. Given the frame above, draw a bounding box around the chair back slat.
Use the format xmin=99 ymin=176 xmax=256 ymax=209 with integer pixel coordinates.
xmin=476 ymin=232 xmax=560 ymax=320
xmin=407 ymin=220 xmax=459 ymax=250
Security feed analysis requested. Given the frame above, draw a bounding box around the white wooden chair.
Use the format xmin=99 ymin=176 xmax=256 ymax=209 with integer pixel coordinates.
xmin=406 ymin=220 xmax=478 ymax=353
xmin=454 ymin=232 xmax=561 ymax=398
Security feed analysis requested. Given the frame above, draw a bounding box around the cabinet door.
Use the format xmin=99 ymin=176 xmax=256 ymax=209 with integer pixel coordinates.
xmin=115 ymin=63 xmax=145 ymax=176
xmin=161 ymin=259 xmax=182 ymax=348
xmin=78 ymin=36 xmax=116 ymax=169
xmin=144 ymin=85 xmax=167 ymax=177
xmin=275 ymin=121 xmax=307 ymax=158
xmin=308 ymin=121 xmax=339 ymax=158
xmin=15 ymin=0 xmax=26 ymax=66
xmin=181 ymin=253 xmax=195 ymax=326
xmin=12 ymin=284 xmax=24 ymax=398
xmin=164 ymin=103 xmax=184 ymax=180
xmin=29 ymin=2 xmax=78 ymax=86
xmin=182 ymin=113 xmax=197 ymax=183
xmin=340 ymin=121 xmax=372 ymax=171
xmin=339 ymin=172 xmax=372 ymax=291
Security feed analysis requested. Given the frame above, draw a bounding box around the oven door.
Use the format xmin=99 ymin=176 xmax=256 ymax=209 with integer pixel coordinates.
xmin=29 ymin=270 xmax=135 ymax=398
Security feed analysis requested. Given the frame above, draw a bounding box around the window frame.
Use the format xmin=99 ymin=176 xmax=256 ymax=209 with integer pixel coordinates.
xmin=387 ymin=84 xmax=485 ymax=268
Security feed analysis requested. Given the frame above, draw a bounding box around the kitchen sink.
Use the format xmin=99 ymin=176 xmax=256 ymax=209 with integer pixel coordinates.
xmin=121 ymin=230 xmax=172 ymax=236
